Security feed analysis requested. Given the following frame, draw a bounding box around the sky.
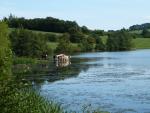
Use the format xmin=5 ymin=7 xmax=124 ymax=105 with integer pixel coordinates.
xmin=0 ymin=0 xmax=150 ymax=30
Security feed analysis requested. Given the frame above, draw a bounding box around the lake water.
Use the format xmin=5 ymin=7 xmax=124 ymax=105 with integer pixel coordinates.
xmin=26 ymin=49 xmax=150 ymax=113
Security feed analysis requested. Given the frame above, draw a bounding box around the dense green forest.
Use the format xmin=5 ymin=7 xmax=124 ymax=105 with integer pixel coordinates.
xmin=4 ymin=14 xmax=83 ymax=33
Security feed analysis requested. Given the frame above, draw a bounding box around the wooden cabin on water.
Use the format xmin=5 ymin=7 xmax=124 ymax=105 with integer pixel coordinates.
xmin=53 ymin=54 xmax=71 ymax=62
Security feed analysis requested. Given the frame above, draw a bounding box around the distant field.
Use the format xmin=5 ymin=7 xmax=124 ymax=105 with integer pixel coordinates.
xmin=133 ymin=38 xmax=150 ymax=49
xmin=125 ymin=29 xmax=150 ymax=49
xmin=9 ymin=28 xmax=63 ymax=36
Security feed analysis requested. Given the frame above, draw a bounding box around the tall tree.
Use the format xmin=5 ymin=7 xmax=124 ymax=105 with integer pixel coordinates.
xmin=9 ymin=28 xmax=48 ymax=58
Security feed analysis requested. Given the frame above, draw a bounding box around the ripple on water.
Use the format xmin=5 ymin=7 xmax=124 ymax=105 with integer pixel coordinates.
xmin=36 ymin=50 xmax=150 ymax=113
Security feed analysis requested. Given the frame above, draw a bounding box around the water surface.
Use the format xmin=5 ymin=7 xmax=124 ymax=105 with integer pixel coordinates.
xmin=27 ymin=49 xmax=150 ymax=113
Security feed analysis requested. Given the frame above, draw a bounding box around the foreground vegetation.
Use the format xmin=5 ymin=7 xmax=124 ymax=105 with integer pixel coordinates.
xmin=0 ymin=21 xmax=62 ymax=113
xmin=0 ymin=78 xmax=64 ymax=113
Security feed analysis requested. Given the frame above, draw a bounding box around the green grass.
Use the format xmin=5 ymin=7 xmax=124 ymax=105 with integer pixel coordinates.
xmin=47 ymin=42 xmax=79 ymax=51
xmin=9 ymin=28 xmax=63 ymax=36
xmin=101 ymin=36 xmax=150 ymax=49
xmin=47 ymin=42 xmax=58 ymax=50
xmin=0 ymin=79 xmax=64 ymax=113
xmin=32 ymin=30 xmax=62 ymax=36
xmin=133 ymin=38 xmax=150 ymax=49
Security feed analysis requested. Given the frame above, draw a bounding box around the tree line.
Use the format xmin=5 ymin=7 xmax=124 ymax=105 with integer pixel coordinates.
xmin=4 ymin=14 xmax=105 ymax=35
xmin=4 ymin=14 xmax=81 ymax=33
xmin=7 ymin=28 xmax=133 ymax=58
xmin=9 ymin=29 xmax=133 ymax=57
xmin=129 ymin=23 xmax=150 ymax=31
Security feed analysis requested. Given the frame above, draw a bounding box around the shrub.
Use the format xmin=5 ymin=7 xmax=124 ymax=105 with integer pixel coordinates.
xmin=0 ymin=21 xmax=12 ymax=77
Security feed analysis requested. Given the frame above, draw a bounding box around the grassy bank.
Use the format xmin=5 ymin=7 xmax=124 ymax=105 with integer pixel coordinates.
xmin=101 ymin=36 xmax=150 ymax=49
xmin=13 ymin=57 xmax=49 ymax=65
xmin=0 ymin=78 xmax=64 ymax=113
xmin=47 ymin=36 xmax=150 ymax=50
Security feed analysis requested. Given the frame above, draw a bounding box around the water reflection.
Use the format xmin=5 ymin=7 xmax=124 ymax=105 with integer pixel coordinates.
xmin=55 ymin=60 xmax=71 ymax=67
xmin=15 ymin=57 xmax=92 ymax=87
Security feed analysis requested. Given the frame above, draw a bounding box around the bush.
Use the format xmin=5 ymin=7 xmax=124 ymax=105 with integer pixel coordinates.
xmin=0 ymin=21 xmax=12 ymax=77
